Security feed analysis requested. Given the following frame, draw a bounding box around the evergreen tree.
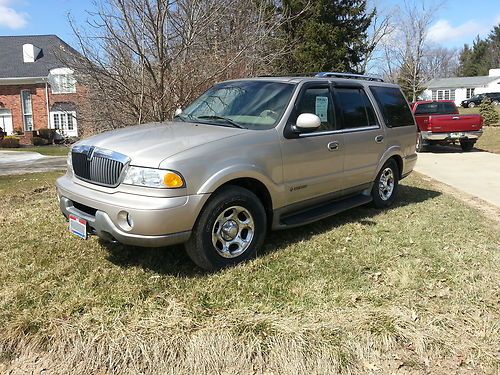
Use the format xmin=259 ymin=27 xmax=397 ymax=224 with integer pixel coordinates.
xmin=479 ymin=97 xmax=500 ymax=126
xmin=487 ymin=24 xmax=500 ymax=69
xmin=277 ymin=0 xmax=374 ymax=74
xmin=457 ymin=23 xmax=500 ymax=76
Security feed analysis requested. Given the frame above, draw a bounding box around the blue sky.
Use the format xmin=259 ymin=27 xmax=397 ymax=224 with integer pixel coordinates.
xmin=0 ymin=0 xmax=499 ymax=49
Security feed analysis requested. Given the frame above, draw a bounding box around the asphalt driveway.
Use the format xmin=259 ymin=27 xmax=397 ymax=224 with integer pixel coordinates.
xmin=0 ymin=150 xmax=66 ymax=176
xmin=414 ymin=148 xmax=500 ymax=208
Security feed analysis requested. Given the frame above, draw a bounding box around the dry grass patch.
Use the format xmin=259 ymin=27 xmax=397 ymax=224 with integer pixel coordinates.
xmin=0 ymin=172 xmax=499 ymax=374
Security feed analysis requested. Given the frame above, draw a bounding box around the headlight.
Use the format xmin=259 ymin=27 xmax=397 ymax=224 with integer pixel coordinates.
xmin=67 ymin=151 xmax=73 ymax=170
xmin=122 ymin=166 xmax=185 ymax=188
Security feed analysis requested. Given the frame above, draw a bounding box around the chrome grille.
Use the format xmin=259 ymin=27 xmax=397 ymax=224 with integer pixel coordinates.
xmin=71 ymin=145 xmax=129 ymax=187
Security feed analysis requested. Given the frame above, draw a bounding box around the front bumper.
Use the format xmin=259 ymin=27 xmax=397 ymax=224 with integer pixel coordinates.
xmin=420 ymin=130 xmax=483 ymax=141
xmin=56 ymin=174 xmax=210 ymax=247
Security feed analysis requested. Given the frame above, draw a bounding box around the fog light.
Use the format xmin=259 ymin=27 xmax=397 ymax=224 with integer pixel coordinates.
xmin=117 ymin=211 xmax=133 ymax=231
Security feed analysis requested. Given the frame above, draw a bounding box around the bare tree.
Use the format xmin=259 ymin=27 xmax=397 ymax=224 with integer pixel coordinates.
xmin=357 ymin=0 xmax=395 ymax=74
xmin=68 ymin=0 xmax=291 ymax=135
xmin=422 ymin=46 xmax=459 ymax=79
xmin=369 ymin=0 xmax=446 ymax=101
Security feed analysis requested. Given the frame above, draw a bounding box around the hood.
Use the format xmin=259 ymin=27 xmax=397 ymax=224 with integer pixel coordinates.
xmin=76 ymin=122 xmax=247 ymax=168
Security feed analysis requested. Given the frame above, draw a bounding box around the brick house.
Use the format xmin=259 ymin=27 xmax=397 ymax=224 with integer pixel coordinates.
xmin=0 ymin=35 xmax=82 ymax=141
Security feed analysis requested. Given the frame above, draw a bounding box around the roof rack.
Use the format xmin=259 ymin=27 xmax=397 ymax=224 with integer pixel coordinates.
xmin=258 ymin=72 xmax=384 ymax=82
xmin=314 ymin=72 xmax=384 ymax=82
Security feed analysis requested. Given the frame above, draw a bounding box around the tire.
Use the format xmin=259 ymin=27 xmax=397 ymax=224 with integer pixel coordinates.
xmin=492 ymin=100 xmax=499 ymax=106
xmin=371 ymin=159 xmax=399 ymax=208
xmin=185 ymin=186 xmax=267 ymax=271
xmin=460 ymin=140 xmax=475 ymax=151
xmin=468 ymin=102 xmax=475 ymax=108
xmin=416 ymin=132 xmax=426 ymax=152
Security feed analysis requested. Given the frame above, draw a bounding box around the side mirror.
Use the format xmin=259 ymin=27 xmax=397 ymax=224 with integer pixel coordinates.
xmin=295 ymin=113 xmax=321 ymax=131
xmin=174 ymin=107 xmax=183 ymax=116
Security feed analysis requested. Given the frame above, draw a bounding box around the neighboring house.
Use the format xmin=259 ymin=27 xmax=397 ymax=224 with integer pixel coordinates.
xmin=422 ymin=68 xmax=500 ymax=106
xmin=0 ymin=35 xmax=82 ymax=139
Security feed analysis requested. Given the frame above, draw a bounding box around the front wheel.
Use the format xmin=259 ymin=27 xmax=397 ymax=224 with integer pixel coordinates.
xmin=468 ymin=102 xmax=475 ymax=108
xmin=372 ymin=160 xmax=399 ymax=208
xmin=492 ymin=100 xmax=499 ymax=106
xmin=185 ymin=186 xmax=267 ymax=271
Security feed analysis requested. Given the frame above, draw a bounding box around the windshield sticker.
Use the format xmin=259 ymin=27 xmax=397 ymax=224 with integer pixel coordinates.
xmin=315 ymin=96 xmax=328 ymax=122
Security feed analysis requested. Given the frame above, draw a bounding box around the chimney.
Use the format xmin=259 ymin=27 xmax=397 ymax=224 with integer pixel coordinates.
xmin=22 ymin=43 xmax=42 ymax=63
xmin=488 ymin=68 xmax=500 ymax=77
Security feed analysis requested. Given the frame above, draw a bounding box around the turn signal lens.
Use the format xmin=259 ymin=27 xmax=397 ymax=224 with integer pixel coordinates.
xmin=163 ymin=172 xmax=184 ymax=188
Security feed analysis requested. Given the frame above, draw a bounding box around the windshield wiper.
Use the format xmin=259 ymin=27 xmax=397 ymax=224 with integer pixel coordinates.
xmin=196 ymin=115 xmax=245 ymax=129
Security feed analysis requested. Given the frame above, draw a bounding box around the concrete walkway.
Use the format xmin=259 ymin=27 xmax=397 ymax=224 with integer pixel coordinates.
xmin=0 ymin=150 xmax=66 ymax=176
xmin=414 ymin=148 xmax=500 ymax=208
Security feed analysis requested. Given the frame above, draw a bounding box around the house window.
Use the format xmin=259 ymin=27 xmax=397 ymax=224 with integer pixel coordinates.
xmin=20 ymin=90 xmax=33 ymax=131
xmin=51 ymin=111 xmax=76 ymax=135
xmin=51 ymin=74 xmax=76 ymax=94
xmin=434 ymin=89 xmax=455 ymax=101
xmin=466 ymin=88 xmax=475 ymax=99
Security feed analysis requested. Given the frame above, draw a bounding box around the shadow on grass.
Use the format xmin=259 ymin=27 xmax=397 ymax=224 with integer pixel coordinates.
xmin=104 ymin=183 xmax=441 ymax=276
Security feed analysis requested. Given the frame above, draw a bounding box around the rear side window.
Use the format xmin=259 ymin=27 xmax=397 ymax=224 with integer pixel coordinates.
xmin=335 ymin=88 xmax=378 ymax=129
xmin=369 ymin=86 xmax=414 ymax=127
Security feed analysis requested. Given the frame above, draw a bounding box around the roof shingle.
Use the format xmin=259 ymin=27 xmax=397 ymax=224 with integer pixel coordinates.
xmin=426 ymin=75 xmax=500 ymax=89
xmin=0 ymin=35 xmax=79 ymax=79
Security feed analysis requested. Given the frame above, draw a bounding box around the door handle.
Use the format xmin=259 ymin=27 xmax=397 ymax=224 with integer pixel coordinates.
xmin=327 ymin=141 xmax=339 ymax=151
xmin=375 ymin=135 xmax=384 ymax=143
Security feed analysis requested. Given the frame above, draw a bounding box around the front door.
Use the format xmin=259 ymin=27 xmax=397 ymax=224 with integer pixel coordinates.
xmin=0 ymin=109 xmax=13 ymax=135
xmin=280 ymin=83 xmax=345 ymax=205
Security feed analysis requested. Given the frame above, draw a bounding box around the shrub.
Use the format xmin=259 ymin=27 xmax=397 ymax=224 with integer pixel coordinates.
xmin=479 ymin=97 xmax=500 ymax=126
xmin=37 ymin=128 xmax=57 ymax=142
xmin=0 ymin=136 xmax=20 ymax=148
xmin=32 ymin=137 xmax=49 ymax=146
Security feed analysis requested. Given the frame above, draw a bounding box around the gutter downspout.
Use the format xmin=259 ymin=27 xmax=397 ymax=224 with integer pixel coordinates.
xmin=44 ymin=79 xmax=50 ymax=129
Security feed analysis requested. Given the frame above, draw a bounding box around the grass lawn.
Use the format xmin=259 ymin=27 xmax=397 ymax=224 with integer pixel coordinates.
xmin=0 ymin=172 xmax=498 ymax=374
xmin=476 ymin=126 xmax=500 ymax=154
xmin=2 ymin=145 xmax=70 ymax=157
xmin=458 ymin=107 xmax=500 ymax=153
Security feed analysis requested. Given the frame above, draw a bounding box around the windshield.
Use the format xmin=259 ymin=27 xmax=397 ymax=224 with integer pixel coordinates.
xmin=177 ymin=81 xmax=295 ymax=130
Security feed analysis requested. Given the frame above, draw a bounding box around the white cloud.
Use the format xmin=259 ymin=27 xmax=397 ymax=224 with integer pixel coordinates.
xmin=0 ymin=0 xmax=28 ymax=29
xmin=428 ymin=19 xmax=489 ymax=43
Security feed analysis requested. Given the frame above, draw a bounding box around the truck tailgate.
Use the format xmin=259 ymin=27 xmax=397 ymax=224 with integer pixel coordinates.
xmin=428 ymin=114 xmax=482 ymax=132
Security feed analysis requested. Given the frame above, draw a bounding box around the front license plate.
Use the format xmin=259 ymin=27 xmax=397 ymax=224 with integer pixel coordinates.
xmin=69 ymin=215 xmax=87 ymax=239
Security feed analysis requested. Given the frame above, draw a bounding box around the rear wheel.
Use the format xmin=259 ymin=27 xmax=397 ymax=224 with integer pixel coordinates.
xmin=416 ymin=132 xmax=427 ymax=152
xmin=460 ymin=140 xmax=475 ymax=151
xmin=371 ymin=159 xmax=399 ymax=208
xmin=185 ymin=186 xmax=267 ymax=271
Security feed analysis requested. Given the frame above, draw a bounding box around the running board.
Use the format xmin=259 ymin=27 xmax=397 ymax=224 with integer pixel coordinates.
xmin=278 ymin=193 xmax=372 ymax=228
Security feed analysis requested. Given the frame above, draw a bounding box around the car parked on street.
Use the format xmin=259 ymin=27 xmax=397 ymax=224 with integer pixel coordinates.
xmin=461 ymin=92 xmax=500 ymax=108
xmin=56 ymin=73 xmax=418 ymax=270
xmin=412 ymin=100 xmax=483 ymax=152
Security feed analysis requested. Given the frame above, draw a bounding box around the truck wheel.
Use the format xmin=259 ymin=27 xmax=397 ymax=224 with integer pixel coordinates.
xmin=185 ymin=186 xmax=267 ymax=271
xmin=372 ymin=159 xmax=399 ymax=209
xmin=468 ymin=102 xmax=475 ymax=108
xmin=460 ymin=140 xmax=475 ymax=151
xmin=416 ymin=133 xmax=427 ymax=152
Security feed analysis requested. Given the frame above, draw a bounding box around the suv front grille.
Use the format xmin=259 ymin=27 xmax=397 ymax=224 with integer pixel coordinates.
xmin=72 ymin=146 xmax=130 ymax=187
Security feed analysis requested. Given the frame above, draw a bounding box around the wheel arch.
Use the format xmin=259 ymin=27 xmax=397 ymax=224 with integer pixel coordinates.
xmin=375 ymin=148 xmax=405 ymax=180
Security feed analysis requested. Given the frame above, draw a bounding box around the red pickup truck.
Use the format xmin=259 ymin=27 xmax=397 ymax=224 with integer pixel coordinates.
xmin=411 ymin=100 xmax=483 ymax=152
